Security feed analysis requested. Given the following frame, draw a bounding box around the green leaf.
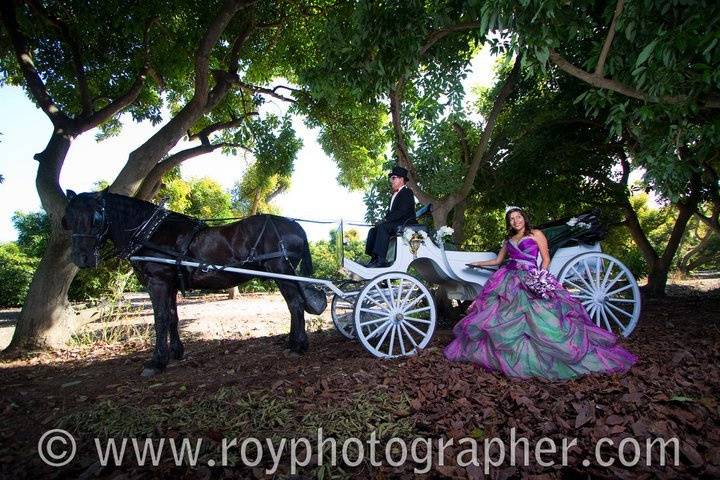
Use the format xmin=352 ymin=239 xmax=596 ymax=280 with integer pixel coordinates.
xmin=535 ymin=46 xmax=549 ymax=65
xmin=635 ymin=40 xmax=658 ymax=68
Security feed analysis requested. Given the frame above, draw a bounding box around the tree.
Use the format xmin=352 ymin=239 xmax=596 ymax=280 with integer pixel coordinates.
xmin=297 ymin=1 xmax=522 ymax=243
xmin=468 ymin=0 xmax=720 ymax=296
xmin=0 ymin=0 xmax=322 ymax=350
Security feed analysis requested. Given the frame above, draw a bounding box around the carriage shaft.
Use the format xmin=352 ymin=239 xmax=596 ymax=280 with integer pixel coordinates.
xmin=129 ymin=255 xmax=347 ymax=297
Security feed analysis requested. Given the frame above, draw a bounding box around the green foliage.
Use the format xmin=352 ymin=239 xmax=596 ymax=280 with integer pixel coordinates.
xmin=184 ymin=178 xmax=234 ymax=219
xmin=484 ymin=0 xmax=720 ymax=202
xmin=12 ymin=211 xmax=49 ymax=258
xmin=69 ymin=252 xmax=141 ymax=303
xmin=0 ymin=243 xmax=38 ymax=307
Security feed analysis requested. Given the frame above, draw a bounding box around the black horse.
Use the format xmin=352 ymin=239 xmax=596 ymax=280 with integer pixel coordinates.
xmin=62 ymin=190 xmax=324 ymax=377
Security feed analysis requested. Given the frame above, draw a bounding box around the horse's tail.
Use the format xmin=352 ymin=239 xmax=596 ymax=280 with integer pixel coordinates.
xmin=299 ymin=227 xmax=314 ymax=277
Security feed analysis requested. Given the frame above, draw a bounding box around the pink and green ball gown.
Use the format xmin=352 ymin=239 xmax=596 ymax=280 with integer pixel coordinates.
xmin=444 ymin=236 xmax=637 ymax=380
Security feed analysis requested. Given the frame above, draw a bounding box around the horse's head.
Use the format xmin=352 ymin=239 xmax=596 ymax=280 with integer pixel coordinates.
xmin=62 ymin=190 xmax=108 ymax=268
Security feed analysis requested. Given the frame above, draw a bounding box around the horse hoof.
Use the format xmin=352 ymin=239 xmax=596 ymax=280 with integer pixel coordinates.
xmin=141 ymin=367 xmax=160 ymax=378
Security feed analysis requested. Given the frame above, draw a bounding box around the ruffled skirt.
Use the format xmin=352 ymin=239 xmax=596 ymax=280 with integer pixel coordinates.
xmin=444 ymin=266 xmax=637 ymax=380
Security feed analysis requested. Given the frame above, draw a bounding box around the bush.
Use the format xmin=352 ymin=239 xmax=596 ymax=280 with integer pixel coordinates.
xmin=0 ymin=243 xmax=39 ymax=307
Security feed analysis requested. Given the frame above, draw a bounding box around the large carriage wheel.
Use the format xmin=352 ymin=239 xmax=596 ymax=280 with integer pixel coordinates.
xmin=331 ymin=280 xmax=365 ymax=339
xmin=558 ymin=252 xmax=641 ymax=337
xmin=353 ymin=272 xmax=436 ymax=358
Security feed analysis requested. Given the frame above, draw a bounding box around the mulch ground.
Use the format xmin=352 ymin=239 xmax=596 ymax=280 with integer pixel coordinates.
xmin=1 ymin=292 xmax=719 ymax=479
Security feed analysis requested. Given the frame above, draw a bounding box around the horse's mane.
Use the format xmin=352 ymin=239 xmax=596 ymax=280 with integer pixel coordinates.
xmin=105 ymin=192 xmax=198 ymax=224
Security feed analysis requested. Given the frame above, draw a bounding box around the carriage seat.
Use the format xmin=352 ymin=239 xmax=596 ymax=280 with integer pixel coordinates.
xmin=394 ymin=203 xmax=432 ymax=235
xmin=385 ymin=204 xmax=432 ymax=264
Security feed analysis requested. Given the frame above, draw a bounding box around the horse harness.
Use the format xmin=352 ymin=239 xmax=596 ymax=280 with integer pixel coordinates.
xmin=119 ymin=204 xmax=302 ymax=294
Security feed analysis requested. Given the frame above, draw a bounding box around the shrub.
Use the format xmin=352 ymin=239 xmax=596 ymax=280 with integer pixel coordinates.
xmin=0 ymin=243 xmax=38 ymax=307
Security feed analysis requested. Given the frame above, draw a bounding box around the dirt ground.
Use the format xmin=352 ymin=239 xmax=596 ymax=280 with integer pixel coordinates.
xmin=1 ymin=279 xmax=719 ymax=479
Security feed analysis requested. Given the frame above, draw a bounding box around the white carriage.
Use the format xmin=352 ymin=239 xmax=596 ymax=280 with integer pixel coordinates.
xmin=332 ymin=223 xmax=641 ymax=359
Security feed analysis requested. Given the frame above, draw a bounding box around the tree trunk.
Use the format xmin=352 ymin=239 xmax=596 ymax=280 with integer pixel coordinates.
xmin=451 ymin=200 xmax=467 ymax=246
xmin=678 ymin=227 xmax=714 ymax=275
xmin=6 ymin=131 xmax=79 ymax=352
xmin=644 ymin=262 xmax=669 ymax=298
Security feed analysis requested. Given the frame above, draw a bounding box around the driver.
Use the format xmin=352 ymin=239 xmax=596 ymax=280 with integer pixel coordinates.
xmin=364 ymin=166 xmax=416 ymax=268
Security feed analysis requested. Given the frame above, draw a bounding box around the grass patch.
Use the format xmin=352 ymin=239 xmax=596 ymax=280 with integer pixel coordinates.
xmin=57 ymin=386 xmax=417 ymax=475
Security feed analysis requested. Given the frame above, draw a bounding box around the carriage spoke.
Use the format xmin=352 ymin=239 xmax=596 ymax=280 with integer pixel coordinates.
xmin=403 ymin=320 xmax=428 ymax=337
xmin=586 ymin=304 xmax=600 ymax=326
xmin=387 ymin=324 xmax=396 ymax=356
xmin=599 ymin=304 xmax=612 ymax=331
xmin=403 ymin=306 xmax=432 ymax=316
xmin=600 ymin=260 xmax=615 ymax=289
xmin=563 ymin=279 xmax=594 ymax=297
xmin=605 ymin=297 xmax=637 ymax=304
xmin=373 ymin=285 xmax=393 ymax=310
xmin=575 ymin=293 xmax=595 ymax=300
xmin=570 ymin=264 xmax=594 ymax=292
xmin=603 ymin=305 xmax=628 ymax=331
xmin=596 ymin=257 xmax=602 ymax=290
xmin=395 ymin=279 xmax=404 ymax=309
xmin=396 ymin=325 xmax=407 ymax=355
xmin=368 ymin=319 xmax=392 ymax=341
xmin=400 ymin=322 xmax=420 ymax=348
xmin=583 ymin=260 xmax=596 ymax=289
xmin=358 ymin=308 xmax=387 ymax=316
xmin=400 ymin=283 xmax=418 ymax=306
xmin=404 ymin=316 xmax=433 ymax=324
xmin=602 ymin=270 xmax=627 ymax=294
xmin=606 ymin=283 xmax=634 ymax=297
xmin=358 ymin=316 xmax=390 ymax=328
xmin=398 ymin=294 xmax=425 ymax=313
xmin=364 ymin=291 xmax=391 ymax=312
xmin=606 ymin=301 xmax=634 ymax=318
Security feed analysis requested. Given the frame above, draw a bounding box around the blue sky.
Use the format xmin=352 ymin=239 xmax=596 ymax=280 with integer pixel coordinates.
xmin=0 ymin=49 xmax=494 ymax=243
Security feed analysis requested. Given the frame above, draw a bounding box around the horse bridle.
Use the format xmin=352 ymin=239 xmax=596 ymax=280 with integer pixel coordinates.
xmin=71 ymin=196 xmax=109 ymax=263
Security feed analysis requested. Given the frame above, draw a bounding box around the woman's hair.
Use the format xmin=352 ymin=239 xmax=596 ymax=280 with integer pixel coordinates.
xmin=505 ymin=208 xmax=533 ymax=238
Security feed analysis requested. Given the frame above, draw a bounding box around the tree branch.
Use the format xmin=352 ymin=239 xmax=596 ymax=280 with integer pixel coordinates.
xmin=136 ymin=141 xmax=249 ymax=200
xmin=81 ymin=69 xmax=149 ymax=131
xmin=453 ymin=54 xmax=522 ymax=203
xmin=0 ymin=1 xmax=72 ymax=129
xmin=26 ymin=0 xmax=92 ymax=114
xmin=595 ymin=0 xmax=624 ymax=77
xmin=420 ymin=21 xmax=481 ymax=56
xmin=187 ymin=113 xmax=258 ymax=144
xmin=452 ymin=122 xmax=471 ymax=166
xmin=237 ymin=81 xmax=299 ymax=103
xmin=550 ymin=49 xmax=720 ymax=108
xmin=389 ymin=82 xmax=437 ymax=206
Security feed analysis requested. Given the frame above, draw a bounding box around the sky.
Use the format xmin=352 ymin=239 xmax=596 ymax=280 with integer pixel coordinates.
xmin=0 ymin=48 xmax=496 ymax=243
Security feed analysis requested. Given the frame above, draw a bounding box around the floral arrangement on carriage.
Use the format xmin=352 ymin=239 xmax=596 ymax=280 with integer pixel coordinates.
xmin=401 ymin=225 xmax=454 ymax=257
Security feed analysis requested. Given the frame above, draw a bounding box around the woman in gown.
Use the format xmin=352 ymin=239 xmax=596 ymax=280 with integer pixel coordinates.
xmin=444 ymin=207 xmax=636 ymax=380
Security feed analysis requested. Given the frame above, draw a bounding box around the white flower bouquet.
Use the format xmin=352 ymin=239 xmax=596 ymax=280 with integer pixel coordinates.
xmin=434 ymin=226 xmax=454 ymax=245
xmin=566 ymin=217 xmax=591 ymax=229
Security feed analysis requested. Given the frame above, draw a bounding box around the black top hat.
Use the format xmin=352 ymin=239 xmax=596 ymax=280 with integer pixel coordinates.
xmin=388 ymin=166 xmax=409 ymax=181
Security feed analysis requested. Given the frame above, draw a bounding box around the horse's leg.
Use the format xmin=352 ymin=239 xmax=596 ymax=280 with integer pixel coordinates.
xmin=143 ymin=280 xmax=175 ymax=377
xmin=168 ymin=289 xmax=184 ymax=360
xmin=276 ymin=280 xmax=308 ymax=353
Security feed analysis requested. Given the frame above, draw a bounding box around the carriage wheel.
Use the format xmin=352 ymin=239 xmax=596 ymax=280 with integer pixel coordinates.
xmin=353 ymin=272 xmax=436 ymax=358
xmin=558 ymin=252 xmax=641 ymax=337
xmin=331 ymin=281 xmax=364 ymax=339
